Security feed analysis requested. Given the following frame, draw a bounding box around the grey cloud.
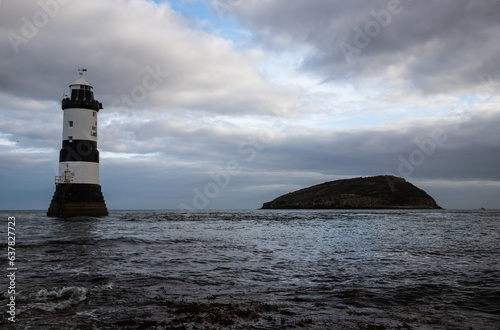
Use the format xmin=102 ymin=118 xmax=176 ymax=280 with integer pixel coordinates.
xmin=234 ymin=0 xmax=500 ymax=94
xmin=232 ymin=109 xmax=500 ymax=183
xmin=0 ymin=0 xmax=297 ymax=116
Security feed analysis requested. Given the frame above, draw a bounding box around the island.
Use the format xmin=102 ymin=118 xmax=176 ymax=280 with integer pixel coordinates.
xmin=261 ymin=175 xmax=441 ymax=209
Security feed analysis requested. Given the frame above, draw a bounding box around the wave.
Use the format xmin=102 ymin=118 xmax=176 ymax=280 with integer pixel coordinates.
xmin=28 ymin=286 xmax=88 ymax=312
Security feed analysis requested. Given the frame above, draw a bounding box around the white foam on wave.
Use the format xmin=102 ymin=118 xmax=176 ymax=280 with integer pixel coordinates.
xmin=29 ymin=286 xmax=88 ymax=312
xmin=91 ymin=282 xmax=114 ymax=292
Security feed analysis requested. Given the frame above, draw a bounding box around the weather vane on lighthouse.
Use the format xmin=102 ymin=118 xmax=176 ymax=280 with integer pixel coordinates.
xmin=47 ymin=69 xmax=108 ymax=217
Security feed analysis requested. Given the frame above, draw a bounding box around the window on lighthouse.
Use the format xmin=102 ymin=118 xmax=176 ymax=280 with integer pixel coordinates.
xmin=68 ymin=121 xmax=73 ymax=127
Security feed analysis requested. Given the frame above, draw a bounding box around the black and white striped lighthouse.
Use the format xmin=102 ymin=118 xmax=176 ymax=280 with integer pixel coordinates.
xmin=47 ymin=69 xmax=108 ymax=217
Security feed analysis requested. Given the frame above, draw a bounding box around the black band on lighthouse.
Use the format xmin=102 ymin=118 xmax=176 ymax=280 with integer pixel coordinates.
xmin=59 ymin=140 xmax=99 ymax=163
xmin=62 ymin=98 xmax=103 ymax=111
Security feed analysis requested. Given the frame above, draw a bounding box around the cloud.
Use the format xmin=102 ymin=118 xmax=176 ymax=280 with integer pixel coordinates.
xmin=260 ymin=107 xmax=500 ymax=181
xmin=0 ymin=0 xmax=297 ymax=116
xmin=233 ymin=0 xmax=500 ymax=94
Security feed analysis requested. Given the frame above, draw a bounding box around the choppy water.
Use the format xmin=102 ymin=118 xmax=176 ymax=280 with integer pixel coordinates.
xmin=1 ymin=209 xmax=499 ymax=329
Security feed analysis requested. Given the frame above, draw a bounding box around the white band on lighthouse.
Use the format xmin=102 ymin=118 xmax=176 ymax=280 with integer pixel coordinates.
xmin=58 ymin=162 xmax=99 ymax=184
xmin=62 ymin=108 xmax=98 ymax=142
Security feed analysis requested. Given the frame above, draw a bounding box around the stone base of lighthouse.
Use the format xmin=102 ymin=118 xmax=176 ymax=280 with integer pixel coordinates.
xmin=47 ymin=184 xmax=108 ymax=217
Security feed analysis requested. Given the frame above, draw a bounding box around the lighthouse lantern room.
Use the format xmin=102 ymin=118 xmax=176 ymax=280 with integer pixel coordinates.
xmin=47 ymin=69 xmax=108 ymax=217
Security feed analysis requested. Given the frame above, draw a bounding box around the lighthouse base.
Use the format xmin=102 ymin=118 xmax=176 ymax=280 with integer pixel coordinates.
xmin=47 ymin=184 xmax=108 ymax=218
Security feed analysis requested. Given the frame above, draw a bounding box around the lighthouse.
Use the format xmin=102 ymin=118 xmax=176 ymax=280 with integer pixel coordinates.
xmin=47 ymin=69 xmax=108 ymax=217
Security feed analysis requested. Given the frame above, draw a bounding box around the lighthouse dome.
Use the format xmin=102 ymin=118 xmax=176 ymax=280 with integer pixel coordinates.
xmin=69 ymin=76 xmax=93 ymax=90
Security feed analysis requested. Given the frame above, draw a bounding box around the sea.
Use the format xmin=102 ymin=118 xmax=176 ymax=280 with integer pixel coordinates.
xmin=1 ymin=209 xmax=499 ymax=329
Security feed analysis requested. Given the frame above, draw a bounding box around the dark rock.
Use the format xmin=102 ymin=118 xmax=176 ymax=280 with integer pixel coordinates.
xmin=261 ymin=175 xmax=441 ymax=209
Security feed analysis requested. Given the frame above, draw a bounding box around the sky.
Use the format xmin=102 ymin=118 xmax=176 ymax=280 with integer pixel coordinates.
xmin=1 ymin=0 xmax=499 ymax=210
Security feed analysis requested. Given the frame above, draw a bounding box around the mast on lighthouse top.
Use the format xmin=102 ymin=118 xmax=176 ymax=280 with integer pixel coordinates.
xmin=62 ymin=68 xmax=103 ymax=111
xmin=70 ymin=68 xmax=92 ymax=88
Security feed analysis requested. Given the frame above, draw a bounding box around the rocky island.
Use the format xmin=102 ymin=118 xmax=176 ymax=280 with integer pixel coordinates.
xmin=261 ymin=175 xmax=441 ymax=209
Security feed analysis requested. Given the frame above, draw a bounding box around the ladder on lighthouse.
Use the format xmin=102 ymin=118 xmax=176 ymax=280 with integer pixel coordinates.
xmin=54 ymin=167 xmax=73 ymax=216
